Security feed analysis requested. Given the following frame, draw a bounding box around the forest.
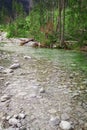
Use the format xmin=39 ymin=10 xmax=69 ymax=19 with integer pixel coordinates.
xmin=0 ymin=0 xmax=87 ymax=50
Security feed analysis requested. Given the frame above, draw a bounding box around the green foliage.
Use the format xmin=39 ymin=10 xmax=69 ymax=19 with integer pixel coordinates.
xmin=65 ymin=0 xmax=87 ymax=46
xmin=1 ymin=0 xmax=87 ymax=49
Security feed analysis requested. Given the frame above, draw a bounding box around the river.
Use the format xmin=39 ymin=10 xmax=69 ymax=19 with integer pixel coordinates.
xmin=0 ymin=42 xmax=87 ymax=130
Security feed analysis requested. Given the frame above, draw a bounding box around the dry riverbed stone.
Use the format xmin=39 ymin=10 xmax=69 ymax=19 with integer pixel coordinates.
xmin=9 ymin=63 xmax=20 ymax=69
xmin=1 ymin=95 xmax=11 ymax=102
xmin=59 ymin=120 xmax=72 ymax=130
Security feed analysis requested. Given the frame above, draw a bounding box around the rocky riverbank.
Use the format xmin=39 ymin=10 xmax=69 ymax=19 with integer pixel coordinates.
xmin=0 ymin=33 xmax=87 ymax=130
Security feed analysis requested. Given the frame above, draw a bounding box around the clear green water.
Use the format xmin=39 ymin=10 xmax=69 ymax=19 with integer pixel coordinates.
xmin=0 ymin=44 xmax=87 ymax=75
xmin=26 ymin=48 xmax=87 ymax=75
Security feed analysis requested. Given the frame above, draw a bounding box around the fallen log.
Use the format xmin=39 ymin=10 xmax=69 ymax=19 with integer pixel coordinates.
xmin=80 ymin=46 xmax=87 ymax=52
xmin=20 ymin=38 xmax=34 ymax=46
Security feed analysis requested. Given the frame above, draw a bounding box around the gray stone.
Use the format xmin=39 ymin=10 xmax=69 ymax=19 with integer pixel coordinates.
xmin=9 ymin=118 xmax=19 ymax=126
xmin=1 ymin=95 xmax=11 ymax=102
xmin=18 ymin=113 xmax=26 ymax=119
xmin=59 ymin=121 xmax=72 ymax=130
xmin=6 ymin=116 xmax=11 ymax=120
xmin=9 ymin=63 xmax=20 ymax=69
xmin=39 ymin=88 xmax=45 ymax=93
xmin=49 ymin=116 xmax=60 ymax=126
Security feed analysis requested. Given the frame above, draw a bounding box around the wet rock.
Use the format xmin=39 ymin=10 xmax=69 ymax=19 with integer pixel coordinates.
xmin=61 ymin=113 xmax=70 ymax=120
xmin=18 ymin=113 xmax=26 ymax=119
xmin=9 ymin=63 xmax=20 ymax=69
xmin=49 ymin=116 xmax=60 ymax=126
xmin=9 ymin=118 xmax=19 ymax=126
xmin=1 ymin=95 xmax=11 ymax=102
xmin=59 ymin=121 xmax=72 ymax=130
xmin=24 ymin=56 xmax=31 ymax=59
xmin=39 ymin=87 xmax=45 ymax=93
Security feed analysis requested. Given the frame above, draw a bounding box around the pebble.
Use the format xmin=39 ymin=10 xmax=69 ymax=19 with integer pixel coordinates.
xmin=39 ymin=87 xmax=45 ymax=93
xmin=9 ymin=118 xmax=19 ymax=126
xmin=49 ymin=116 xmax=60 ymax=126
xmin=1 ymin=95 xmax=11 ymax=102
xmin=59 ymin=120 xmax=72 ymax=130
xmin=9 ymin=63 xmax=20 ymax=69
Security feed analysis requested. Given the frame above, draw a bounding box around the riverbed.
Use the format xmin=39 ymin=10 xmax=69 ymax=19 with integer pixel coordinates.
xmin=0 ymin=42 xmax=87 ymax=130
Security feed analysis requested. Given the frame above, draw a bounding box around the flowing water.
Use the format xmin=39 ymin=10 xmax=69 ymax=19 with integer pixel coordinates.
xmin=0 ymin=42 xmax=87 ymax=130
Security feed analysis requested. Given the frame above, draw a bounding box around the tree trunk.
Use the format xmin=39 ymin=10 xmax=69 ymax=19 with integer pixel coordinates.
xmin=60 ymin=0 xmax=65 ymax=47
